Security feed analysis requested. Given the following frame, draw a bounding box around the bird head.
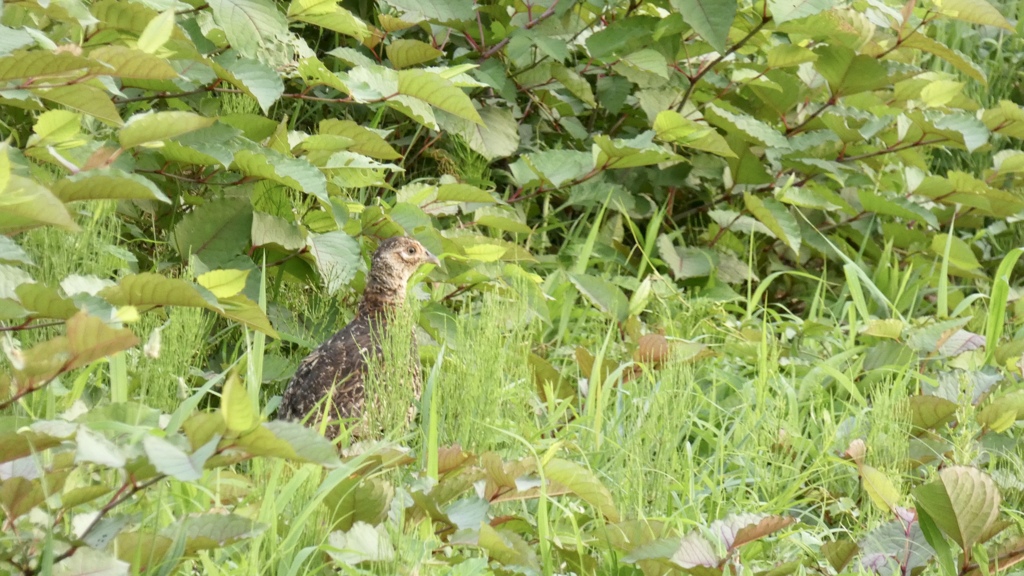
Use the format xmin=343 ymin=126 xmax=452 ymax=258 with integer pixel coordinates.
xmin=361 ymin=236 xmax=440 ymax=310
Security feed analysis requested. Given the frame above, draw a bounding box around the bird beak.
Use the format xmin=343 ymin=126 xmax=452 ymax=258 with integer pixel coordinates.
xmin=425 ymin=251 xmax=441 ymax=266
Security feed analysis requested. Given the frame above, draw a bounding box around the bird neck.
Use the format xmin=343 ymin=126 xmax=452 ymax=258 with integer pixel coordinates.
xmin=357 ymin=268 xmax=407 ymax=317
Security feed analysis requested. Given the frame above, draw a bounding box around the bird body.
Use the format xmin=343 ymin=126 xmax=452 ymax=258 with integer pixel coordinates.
xmin=278 ymin=236 xmax=439 ymax=440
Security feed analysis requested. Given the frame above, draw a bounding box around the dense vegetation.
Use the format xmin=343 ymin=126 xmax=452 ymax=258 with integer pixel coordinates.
xmin=3 ymin=0 xmax=1024 ymax=573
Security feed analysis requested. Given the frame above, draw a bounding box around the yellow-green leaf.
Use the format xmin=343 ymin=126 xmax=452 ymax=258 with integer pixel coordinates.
xmin=397 ymin=69 xmax=483 ymax=125
xmin=137 ymin=10 xmax=177 ymax=54
xmin=197 ymin=269 xmax=250 ymax=299
xmin=221 ymin=372 xmax=257 ymax=433
xmin=386 ymin=39 xmax=443 ymax=69
xmin=120 ymin=111 xmax=216 ymax=149
xmin=861 ymin=464 xmax=900 ymax=513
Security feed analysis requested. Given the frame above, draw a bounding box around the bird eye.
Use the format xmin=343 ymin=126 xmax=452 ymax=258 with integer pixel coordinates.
xmin=407 ymin=247 xmax=416 ymax=254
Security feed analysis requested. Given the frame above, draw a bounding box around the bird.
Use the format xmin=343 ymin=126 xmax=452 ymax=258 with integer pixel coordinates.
xmin=278 ymin=236 xmax=440 ymax=440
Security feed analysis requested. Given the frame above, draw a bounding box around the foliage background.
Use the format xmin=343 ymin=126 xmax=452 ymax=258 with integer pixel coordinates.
xmin=3 ymin=0 xmax=1024 ymax=574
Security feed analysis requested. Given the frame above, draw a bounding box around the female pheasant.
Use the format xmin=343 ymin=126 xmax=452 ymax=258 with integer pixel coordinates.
xmin=278 ymin=236 xmax=439 ymax=439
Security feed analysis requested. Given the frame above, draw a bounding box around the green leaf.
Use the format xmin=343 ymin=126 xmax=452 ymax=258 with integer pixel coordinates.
xmin=52 ymin=546 xmax=130 ymax=576
xmin=908 ymin=395 xmax=958 ymax=431
xmin=398 ymin=69 xmax=483 ymax=125
xmin=977 ymin=390 xmax=1024 ymax=433
xmin=196 ymin=269 xmax=250 ymax=299
xmin=251 ymin=212 xmax=306 ymax=251
xmin=0 ymin=175 xmax=78 ymax=234
xmin=567 ymin=273 xmax=629 ymax=322
xmin=768 ymin=0 xmax=835 ymax=24
xmin=89 ymin=45 xmax=178 ymax=79
xmin=50 ymin=169 xmax=170 ymax=203
xmin=386 ymin=39 xmax=443 ymax=69
xmin=898 ymin=33 xmax=985 ymax=84
xmin=857 ymin=190 xmax=938 ymax=229
xmin=15 ymin=284 xmax=78 ymax=319
xmin=653 ymin=110 xmax=736 ymax=157
xmin=75 ymin=427 xmax=126 ymax=469
xmin=913 ymin=466 xmax=1001 ymax=552
xmin=766 ymin=44 xmax=818 ymax=67
xmin=137 ymin=9 xmax=176 ymax=54
xmin=705 ymin=104 xmax=789 ymax=149
xmin=813 ymin=45 xmax=889 ymax=96
xmin=319 ymin=119 xmax=401 ymax=160
xmin=437 ymin=106 xmax=520 ymax=160
xmin=211 ymin=56 xmax=285 ymax=114
xmin=934 ymin=0 xmax=1012 ymax=30
xmin=551 ymin=64 xmax=596 ymax=107
xmin=100 ymin=273 xmax=215 ymax=309
xmin=860 ymin=464 xmax=900 ymax=513
xmin=233 ymin=148 xmax=328 ymax=203
xmin=384 ymin=0 xmax=474 ymax=22
xmin=119 ymin=111 xmax=216 ymax=149
xmin=32 ymin=84 xmax=124 ymax=126
xmin=327 ymin=522 xmax=395 ymax=565
xmin=544 ymin=457 xmax=620 ymax=522
xmin=307 ymin=231 xmax=362 ymax=294
xmin=0 ymin=51 xmax=100 ymax=81
xmin=744 ymin=194 xmax=801 ymax=255
xmin=593 ymin=133 xmax=682 ymax=169
xmin=64 ymin=311 xmax=140 ymax=371
xmin=929 ymin=235 xmax=982 ymax=274
xmin=234 ymin=420 xmax=341 ymax=466
xmin=671 ymin=0 xmax=736 ymax=53
xmin=207 ymin=0 xmax=289 ymax=59
xmin=0 ymin=236 xmax=32 ymax=266
xmin=172 ymin=198 xmax=253 ymax=260
xmin=288 ymin=0 xmax=369 ymax=39
xmin=914 ymin=171 xmax=1024 ymax=216
xmin=222 ymin=372 xmax=257 ymax=433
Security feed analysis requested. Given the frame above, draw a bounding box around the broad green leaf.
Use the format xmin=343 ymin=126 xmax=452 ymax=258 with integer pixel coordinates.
xmin=100 ymin=273 xmax=215 ymax=309
xmin=233 ymin=148 xmax=328 ymax=203
xmin=307 ymin=231 xmax=362 ymax=294
xmin=119 ymin=111 xmax=216 ymax=149
xmin=211 ymin=56 xmax=285 ymax=113
xmin=544 ymin=457 xmax=620 ymax=522
xmin=0 ymin=175 xmax=78 ymax=234
xmin=551 ymin=64 xmax=596 ymax=107
xmin=137 ymin=9 xmax=176 ymax=54
xmin=914 ymin=171 xmax=1024 ymax=216
xmin=653 ymin=111 xmax=736 ymax=157
xmin=32 ymin=84 xmax=124 ymax=126
xmin=898 ymin=33 xmax=985 ymax=84
xmin=386 ymin=39 xmax=443 ymax=69
xmin=384 ymin=0 xmax=474 ymax=22
xmin=0 ymin=236 xmax=32 ymax=265
xmin=567 ymin=273 xmax=629 ymax=322
xmin=197 ymin=269 xmax=250 ymax=299
xmin=319 ymin=119 xmax=401 ymax=160
xmin=671 ymin=0 xmax=736 ymax=53
xmin=234 ymin=421 xmax=341 ymax=466
xmin=398 ymin=69 xmax=483 ymax=125
xmin=860 ymin=464 xmax=900 ymax=513
xmin=705 ymin=104 xmax=789 ymax=149
xmin=63 ymin=312 xmax=140 ymax=371
xmin=327 ymin=522 xmax=395 ymax=565
xmin=768 ymin=0 xmax=835 ymax=24
xmin=218 ymin=294 xmax=279 ymax=337
xmin=920 ymin=80 xmax=964 ymax=108
xmin=75 ymin=427 xmax=126 ymax=469
xmin=767 ymin=44 xmax=818 ymax=67
xmin=221 ymin=372 xmax=257 ymax=433
xmin=15 ymin=284 xmax=78 ymax=319
xmin=857 ymin=190 xmax=938 ymax=229
xmin=50 ymin=169 xmax=170 ymax=203
xmin=977 ymin=390 xmax=1024 ymax=433
xmin=510 ymin=150 xmax=593 ymax=188
xmin=172 ymin=198 xmax=253 ymax=260
xmin=913 ymin=466 xmax=1000 ymax=552
xmin=813 ymin=45 xmax=890 ymax=96
xmin=982 ymin=100 xmax=1024 ymax=139
xmin=52 ymin=546 xmax=130 ymax=576
xmin=29 ymin=110 xmax=82 ymax=146
xmin=929 ymin=235 xmax=981 ymax=273
xmin=0 ymin=51 xmax=101 ymax=81
xmin=934 ymin=0 xmax=1012 ymax=30
xmin=251 ymin=212 xmax=306 ymax=251
xmin=437 ymin=106 xmax=520 ymax=160
xmin=477 ymin=215 xmax=531 ymax=234
xmin=744 ymin=194 xmax=801 ymax=255
xmin=89 ymin=45 xmax=178 ymax=79
xmin=142 ymin=435 xmax=209 ymax=481
xmin=435 ymin=183 xmax=496 ymax=203
xmin=909 ymin=395 xmax=958 ymax=431
xmin=461 ymin=243 xmax=507 ymax=262
xmin=593 ymin=133 xmax=682 ymax=169
xmin=207 ymin=0 xmax=289 ymax=59
xmin=169 ymin=513 xmax=266 ymax=554
xmin=289 ymin=0 xmax=369 ymax=39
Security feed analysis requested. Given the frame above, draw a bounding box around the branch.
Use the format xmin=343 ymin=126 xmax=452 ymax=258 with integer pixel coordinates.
xmin=478 ymin=0 xmax=560 ymax=61
xmin=674 ymin=17 xmax=772 ymax=113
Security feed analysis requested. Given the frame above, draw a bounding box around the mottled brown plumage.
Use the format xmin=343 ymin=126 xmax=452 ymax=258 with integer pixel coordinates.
xmin=278 ymin=236 xmax=439 ymax=440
